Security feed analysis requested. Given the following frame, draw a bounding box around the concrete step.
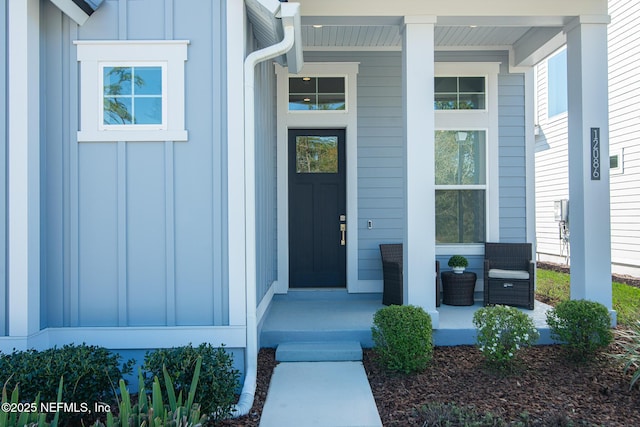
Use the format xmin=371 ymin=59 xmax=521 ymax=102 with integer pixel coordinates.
xmin=276 ymin=341 xmax=363 ymax=362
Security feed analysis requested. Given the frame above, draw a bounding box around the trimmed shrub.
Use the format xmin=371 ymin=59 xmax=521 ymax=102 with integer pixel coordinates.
xmin=0 ymin=343 xmax=133 ymax=405
xmin=142 ymin=343 xmax=240 ymax=422
xmin=473 ymin=305 xmax=539 ymax=369
xmin=546 ymin=299 xmax=613 ymax=362
xmin=371 ymin=305 xmax=433 ymax=373
xmin=0 ymin=344 xmax=133 ymax=425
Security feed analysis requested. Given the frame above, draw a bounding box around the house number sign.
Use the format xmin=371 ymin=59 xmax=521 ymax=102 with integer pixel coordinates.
xmin=591 ymin=127 xmax=600 ymax=180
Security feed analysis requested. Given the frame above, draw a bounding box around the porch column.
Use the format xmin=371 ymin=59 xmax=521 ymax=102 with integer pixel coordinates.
xmin=7 ymin=0 xmax=40 ymax=338
xmin=402 ymin=16 xmax=438 ymax=327
xmin=565 ymin=16 xmax=614 ymax=318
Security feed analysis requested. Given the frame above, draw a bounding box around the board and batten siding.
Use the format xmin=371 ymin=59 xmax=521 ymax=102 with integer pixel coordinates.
xmin=0 ymin=0 xmax=7 ymax=336
xmin=40 ymin=0 xmax=230 ymax=328
xmin=535 ymin=0 xmax=640 ymax=275
xmin=304 ymin=51 xmax=528 ymax=281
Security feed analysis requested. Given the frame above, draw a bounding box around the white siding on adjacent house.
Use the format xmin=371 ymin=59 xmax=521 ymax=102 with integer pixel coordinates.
xmin=535 ymin=0 xmax=640 ymax=276
xmin=608 ymin=0 xmax=640 ymax=275
xmin=534 ymin=57 xmax=570 ymax=264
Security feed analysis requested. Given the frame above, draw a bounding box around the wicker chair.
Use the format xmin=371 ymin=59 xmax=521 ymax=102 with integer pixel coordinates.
xmin=379 ymin=243 xmax=441 ymax=306
xmin=483 ymin=242 xmax=535 ymax=309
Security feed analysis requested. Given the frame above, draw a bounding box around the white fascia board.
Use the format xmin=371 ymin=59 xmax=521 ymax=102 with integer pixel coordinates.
xmin=49 ymin=0 xmax=91 ymax=25
xmin=295 ymin=0 xmax=607 ymax=17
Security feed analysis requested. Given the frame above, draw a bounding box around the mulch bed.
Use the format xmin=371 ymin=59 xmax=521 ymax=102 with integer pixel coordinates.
xmin=221 ymin=343 xmax=639 ymax=426
xmin=364 ymin=343 xmax=639 ymax=426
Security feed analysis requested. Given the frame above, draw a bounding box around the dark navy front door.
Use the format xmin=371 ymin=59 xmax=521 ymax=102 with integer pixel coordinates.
xmin=288 ymin=129 xmax=346 ymax=287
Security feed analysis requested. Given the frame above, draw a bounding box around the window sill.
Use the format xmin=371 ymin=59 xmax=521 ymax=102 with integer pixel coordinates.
xmin=77 ymin=129 xmax=188 ymax=142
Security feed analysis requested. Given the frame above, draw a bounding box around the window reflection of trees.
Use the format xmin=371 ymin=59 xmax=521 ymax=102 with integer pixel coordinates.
xmin=435 ymin=131 xmax=486 ymax=243
xmin=296 ymin=136 xmax=339 ymax=173
xmin=104 ymin=67 xmax=142 ymax=125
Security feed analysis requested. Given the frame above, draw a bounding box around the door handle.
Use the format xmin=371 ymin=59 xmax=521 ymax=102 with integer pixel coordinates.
xmin=340 ymin=223 xmax=346 ymax=246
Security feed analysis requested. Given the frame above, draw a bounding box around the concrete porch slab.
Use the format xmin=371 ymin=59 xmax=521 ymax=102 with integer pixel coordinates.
xmin=259 ymin=291 xmax=555 ymax=348
xmin=259 ymin=361 xmax=382 ymax=427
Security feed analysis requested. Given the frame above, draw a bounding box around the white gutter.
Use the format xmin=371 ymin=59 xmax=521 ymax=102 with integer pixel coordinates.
xmin=231 ymin=3 xmax=299 ymax=418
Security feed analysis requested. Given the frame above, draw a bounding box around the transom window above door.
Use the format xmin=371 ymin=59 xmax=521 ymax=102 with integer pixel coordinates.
xmin=289 ymin=77 xmax=346 ymax=111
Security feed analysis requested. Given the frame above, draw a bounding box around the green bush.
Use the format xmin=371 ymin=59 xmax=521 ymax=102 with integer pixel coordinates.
xmin=546 ymin=299 xmax=613 ymax=362
xmin=611 ymin=320 xmax=640 ymax=390
xmin=0 ymin=343 xmax=134 ymax=407
xmin=371 ymin=305 xmax=433 ymax=373
xmin=473 ymin=305 xmax=539 ymax=370
xmin=142 ymin=343 xmax=240 ymax=422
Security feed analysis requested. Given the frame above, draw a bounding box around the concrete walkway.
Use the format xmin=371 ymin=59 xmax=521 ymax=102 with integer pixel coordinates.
xmin=259 ymin=341 xmax=382 ymax=427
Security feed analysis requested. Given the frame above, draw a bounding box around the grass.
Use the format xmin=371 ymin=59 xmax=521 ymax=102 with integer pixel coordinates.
xmin=536 ymin=267 xmax=640 ymax=326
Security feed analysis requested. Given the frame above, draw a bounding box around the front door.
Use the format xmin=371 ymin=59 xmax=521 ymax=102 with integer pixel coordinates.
xmin=289 ymin=129 xmax=346 ymax=287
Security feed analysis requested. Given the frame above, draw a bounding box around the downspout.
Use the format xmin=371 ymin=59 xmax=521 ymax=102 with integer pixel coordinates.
xmin=230 ymin=13 xmax=296 ymax=419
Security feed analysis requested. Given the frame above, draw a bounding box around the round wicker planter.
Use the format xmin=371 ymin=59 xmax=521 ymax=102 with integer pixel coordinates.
xmin=441 ymin=271 xmax=476 ymax=306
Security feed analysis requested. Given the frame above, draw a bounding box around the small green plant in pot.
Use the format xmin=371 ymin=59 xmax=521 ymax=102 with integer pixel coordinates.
xmin=371 ymin=305 xmax=433 ymax=373
xmin=448 ymin=255 xmax=468 ymax=274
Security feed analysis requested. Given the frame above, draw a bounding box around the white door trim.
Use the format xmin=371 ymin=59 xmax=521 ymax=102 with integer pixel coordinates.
xmin=275 ymin=62 xmax=368 ymax=292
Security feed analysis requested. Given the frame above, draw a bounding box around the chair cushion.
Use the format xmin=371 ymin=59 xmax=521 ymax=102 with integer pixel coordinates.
xmin=488 ymin=268 xmax=530 ymax=280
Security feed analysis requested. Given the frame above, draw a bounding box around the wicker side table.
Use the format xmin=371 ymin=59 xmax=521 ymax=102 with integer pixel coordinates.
xmin=441 ymin=271 xmax=476 ymax=306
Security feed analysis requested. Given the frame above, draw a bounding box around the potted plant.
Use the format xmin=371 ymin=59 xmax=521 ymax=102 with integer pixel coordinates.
xmin=448 ymin=255 xmax=468 ymax=274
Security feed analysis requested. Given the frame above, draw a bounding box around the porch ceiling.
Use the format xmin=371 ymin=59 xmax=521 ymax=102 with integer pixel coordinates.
xmin=301 ymin=24 xmax=539 ymax=49
xmin=299 ymin=16 xmax=571 ymax=66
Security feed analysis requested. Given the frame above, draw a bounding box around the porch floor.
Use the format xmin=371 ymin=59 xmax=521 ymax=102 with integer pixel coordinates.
xmin=259 ymin=290 xmax=554 ymax=348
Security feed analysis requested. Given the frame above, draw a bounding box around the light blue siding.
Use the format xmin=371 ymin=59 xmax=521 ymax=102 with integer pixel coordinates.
xmin=41 ymin=0 xmax=229 ymax=328
xmin=305 ymin=51 xmax=405 ymax=281
xmin=0 ymin=0 xmax=7 ymax=336
xmin=498 ymin=73 xmax=527 ymax=242
xmin=255 ymin=57 xmax=278 ymax=305
xmin=305 ymin=51 xmax=528 ymax=282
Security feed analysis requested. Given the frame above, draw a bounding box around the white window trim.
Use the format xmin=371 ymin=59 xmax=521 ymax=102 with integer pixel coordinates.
xmin=435 ymin=62 xmax=500 ymax=256
xmin=75 ymin=40 xmax=189 ymax=142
